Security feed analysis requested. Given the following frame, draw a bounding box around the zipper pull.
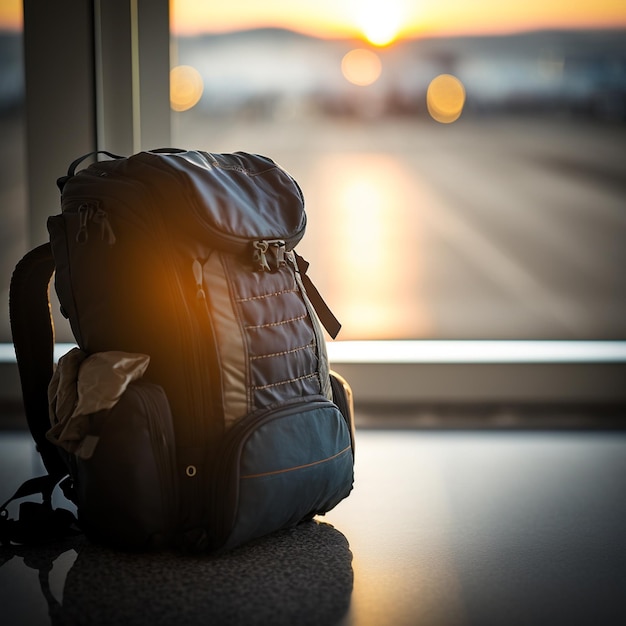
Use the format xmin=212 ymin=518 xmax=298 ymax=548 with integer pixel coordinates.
xmin=274 ymin=241 xmax=286 ymax=268
xmin=252 ymin=240 xmax=286 ymax=272
xmin=75 ymin=203 xmax=116 ymax=245
xmin=76 ymin=203 xmax=92 ymax=244
xmin=252 ymin=240 xmax=271 ymax=272
xmin=93 ymin=208 xmax=116 ymax=245
xmin=192 ymin=259 xmax=206 ymax=300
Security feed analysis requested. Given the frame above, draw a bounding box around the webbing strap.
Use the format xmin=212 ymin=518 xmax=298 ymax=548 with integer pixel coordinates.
xmin=294 ymin=252 xmax=342 ymax=339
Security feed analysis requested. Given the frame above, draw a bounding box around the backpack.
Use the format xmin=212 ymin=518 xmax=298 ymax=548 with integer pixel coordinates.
xmin=1 ymin=149 xmax=355 ymax=552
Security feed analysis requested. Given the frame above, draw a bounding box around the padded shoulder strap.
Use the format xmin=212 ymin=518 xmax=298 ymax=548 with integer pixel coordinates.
xmin=9 ymin=243 xmax=67 ymax=479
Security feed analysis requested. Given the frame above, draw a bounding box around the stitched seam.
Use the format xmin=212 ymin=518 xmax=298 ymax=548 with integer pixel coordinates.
xmin=242 ymin=445 xmax=352 ymax=479
xmin=251 ymin=372 xmax=317 ymax=391
xmin=249 ymin=343 xmax=314 ymax=361
xmin=237 ymin=288 xmax=298 ymax=303
xmin=246 ymin=313 xmax=307 ymax=330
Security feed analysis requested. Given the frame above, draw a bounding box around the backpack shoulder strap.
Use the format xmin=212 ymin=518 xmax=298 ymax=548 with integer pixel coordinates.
xmin=9 ymin=243 xmax=67 ymax=479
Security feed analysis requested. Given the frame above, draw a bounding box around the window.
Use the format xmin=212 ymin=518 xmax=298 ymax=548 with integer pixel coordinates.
xmin=169 ymin=1 xmax=626 ymax=343
xmin=2 ymin=1 xmax=625 ymax=407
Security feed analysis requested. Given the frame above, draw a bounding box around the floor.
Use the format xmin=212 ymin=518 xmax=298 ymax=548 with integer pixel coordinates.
xmin=1 ymin=416 xmax=626 ymax=626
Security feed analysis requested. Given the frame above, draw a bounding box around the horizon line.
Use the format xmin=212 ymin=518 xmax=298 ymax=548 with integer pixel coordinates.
xmin=171 ymin=22 xmax=626 ymax=41
xmin=1 ymin=21 xmax=626 ymax=41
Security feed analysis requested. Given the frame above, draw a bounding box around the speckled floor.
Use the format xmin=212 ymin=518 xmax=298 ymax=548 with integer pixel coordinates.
xmin=2 ymin=423 xmax=626 ymax=626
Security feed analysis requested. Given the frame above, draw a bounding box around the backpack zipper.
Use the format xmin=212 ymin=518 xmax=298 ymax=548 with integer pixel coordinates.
xmin=252 ymin=239 xmax=286 ymax=272
xmin=136 ymin=383 xmax=178 ymax=536
xmin=75 ymin=202 xmax=116 ymax=245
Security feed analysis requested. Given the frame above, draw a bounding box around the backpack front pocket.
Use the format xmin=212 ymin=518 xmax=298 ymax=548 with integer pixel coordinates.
xmin=213 ymin=399 xmax=354 ymax=552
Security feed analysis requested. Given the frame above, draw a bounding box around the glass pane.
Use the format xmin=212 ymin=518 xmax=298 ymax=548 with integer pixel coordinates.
xmin=0 ymin=2 xmax=26 ymax=343
xmin=171 ymin=2 xmax=626 ymax=341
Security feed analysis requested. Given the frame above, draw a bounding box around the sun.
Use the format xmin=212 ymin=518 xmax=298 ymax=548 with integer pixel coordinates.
xmin=354 ymin=0 xmax=404 ymax=46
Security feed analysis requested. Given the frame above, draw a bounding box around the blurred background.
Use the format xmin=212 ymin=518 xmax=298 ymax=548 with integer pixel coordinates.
xmin=1 ymin=0 xmax=625 ymax=343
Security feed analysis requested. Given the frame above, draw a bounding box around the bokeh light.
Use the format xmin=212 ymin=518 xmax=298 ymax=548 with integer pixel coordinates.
xmin=341 ymin=49 xmax=382 ymax=86
xmin=426 ymin=74 xmax=466 ymax=123
xmin=170 ymin=64 xmax=204 ymax=112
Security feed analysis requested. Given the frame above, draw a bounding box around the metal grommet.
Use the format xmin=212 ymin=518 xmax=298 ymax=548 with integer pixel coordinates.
xmin=185 ymin=465 xmax=197 ymax=477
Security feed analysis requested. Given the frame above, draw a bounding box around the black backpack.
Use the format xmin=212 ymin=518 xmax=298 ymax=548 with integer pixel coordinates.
xmin=1 ymin=149 xmax=355 ymax=552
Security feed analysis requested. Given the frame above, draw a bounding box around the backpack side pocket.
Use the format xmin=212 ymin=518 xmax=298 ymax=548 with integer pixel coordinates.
xmin=329 ymin=370 xmax=356 ymax=459
xmin=71 ymin=380 xmax=178 ymax=549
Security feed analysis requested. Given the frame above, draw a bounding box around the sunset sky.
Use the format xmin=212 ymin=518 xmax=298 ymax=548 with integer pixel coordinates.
xmin=1 ymin=0 xmax=625 ymax=42
xmin=170 ymin=0 xmax=626 ymax=41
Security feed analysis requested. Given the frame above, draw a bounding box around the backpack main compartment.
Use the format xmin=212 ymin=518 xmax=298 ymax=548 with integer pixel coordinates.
xmin=43 ymin=150 xmax=354 ymax=550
